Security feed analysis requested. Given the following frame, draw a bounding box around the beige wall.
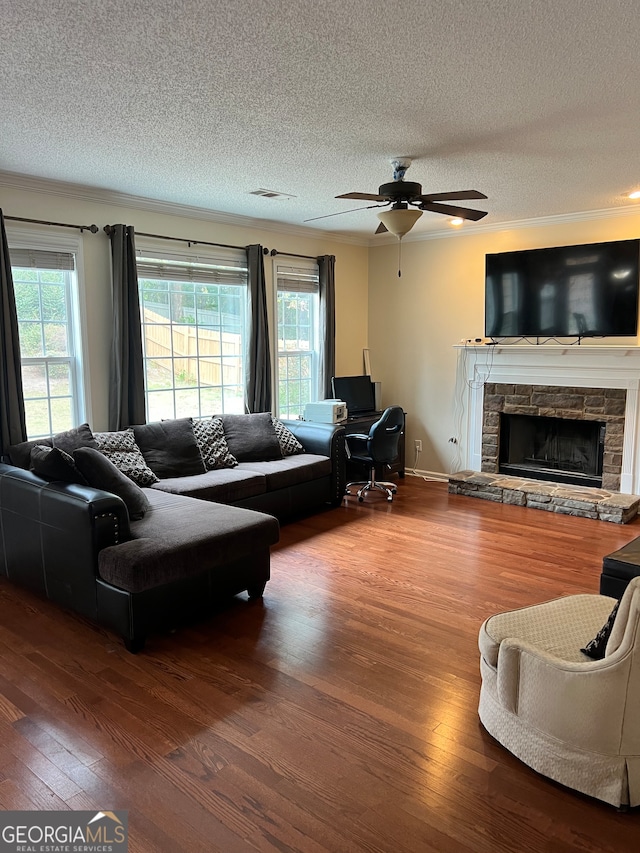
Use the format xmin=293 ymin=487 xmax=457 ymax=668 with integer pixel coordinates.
xmin=369 ymin=213 xmax=640 ymax=476
xmin=0 ymin=182 xmax=369 ymax=430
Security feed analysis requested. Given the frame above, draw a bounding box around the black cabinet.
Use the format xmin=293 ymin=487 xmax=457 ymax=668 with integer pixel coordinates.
xmin=342 ymin=412 xmax=406 ymax=479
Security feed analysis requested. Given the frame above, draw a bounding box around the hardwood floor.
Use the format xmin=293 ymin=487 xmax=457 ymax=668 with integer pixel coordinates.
xmin=0 ymin=477 xmax=638 ymax=852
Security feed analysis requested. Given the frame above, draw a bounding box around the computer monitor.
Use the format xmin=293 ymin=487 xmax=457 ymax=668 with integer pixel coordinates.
xmin=331 ymin=375 xmax=376 ymax=415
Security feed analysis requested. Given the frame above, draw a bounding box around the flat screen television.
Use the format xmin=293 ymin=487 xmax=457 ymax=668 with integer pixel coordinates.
xmin=331 ymin=375 xmax=376 ymax=415
xmin=485 ymin=239 xmax=640 ymax=339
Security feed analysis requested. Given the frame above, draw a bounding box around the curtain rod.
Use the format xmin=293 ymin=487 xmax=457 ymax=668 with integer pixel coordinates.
xmin=5 ymin=215 xmax=99 ymax=233
xmin=103 ymin=225 xmax=269 ymax=254
xmin=269 ymin=249 xmax=318 ymax=261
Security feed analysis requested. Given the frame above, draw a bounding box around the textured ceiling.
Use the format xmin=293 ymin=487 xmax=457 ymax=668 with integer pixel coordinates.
xmin=2 ymin=0 xmax=640 ymax=240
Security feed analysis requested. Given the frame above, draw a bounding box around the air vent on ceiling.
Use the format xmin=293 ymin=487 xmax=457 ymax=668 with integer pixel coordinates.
xmin=249 ymin=188 xmax=296 ymax=199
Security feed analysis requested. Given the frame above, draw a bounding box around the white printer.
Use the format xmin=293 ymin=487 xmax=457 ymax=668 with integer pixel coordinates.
xmin=303 ymin=399 xmax=348 ymax=424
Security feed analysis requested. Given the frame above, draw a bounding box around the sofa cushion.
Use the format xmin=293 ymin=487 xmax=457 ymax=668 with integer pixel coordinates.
xmin=191 ymin=416 xmax=238 ymax=470
xmin=133 ymin=418 xmax=205 ymax=479
xmin=9 ymin=437 xmax=53 ymax=469
xmin=94 ymin=428 xmax=159 ymax=487
xmin=8 ymin=423 xmax=97 ymax=469
xmin=51 ymin=423 xmax=98 ymax=454
xmin=97 ymin=488 xmax=279 ymax=593
xmin=73 ymin=446 xmax=150 ymax=520
xmin=221 ymin=412 xmax=281 ymax=462
xmin=272 ymin=417 xmax=304 ymax=456
xmin=236 ymin=454 xmax=331 ymax=491
xmin=151 ymin=468 xmax=266 ymax=503
xmin=30 ymin=445 xmax=89 ymax=485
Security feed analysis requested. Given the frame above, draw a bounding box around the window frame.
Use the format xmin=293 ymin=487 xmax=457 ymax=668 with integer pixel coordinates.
xmin=7 ymin=226 xmax=90 ymax=439
xmin=273 ymin=259 xmax=321 ymax=419
xmin=135 ymin=242 xmax=249 ymax=421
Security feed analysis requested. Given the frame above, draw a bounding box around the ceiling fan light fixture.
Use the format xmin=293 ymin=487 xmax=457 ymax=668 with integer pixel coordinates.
xmin=450 ymin=217 xmax=464 ymax=226
xmin=377 ymin=208 xmax=422 ymax=238
xmin=629 ymin=190 xmax=640 ymax=200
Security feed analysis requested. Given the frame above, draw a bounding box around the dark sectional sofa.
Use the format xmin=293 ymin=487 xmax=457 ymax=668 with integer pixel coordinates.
xmin=0 ymin=417 xmax=345 ymax=651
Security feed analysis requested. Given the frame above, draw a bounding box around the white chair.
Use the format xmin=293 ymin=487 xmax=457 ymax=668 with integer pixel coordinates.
xmin=478 ymin=576 xmax=640 ymax=807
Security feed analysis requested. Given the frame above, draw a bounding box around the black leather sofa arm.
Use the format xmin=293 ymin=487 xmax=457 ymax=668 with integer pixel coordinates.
xmin=0 ymin=463 xmax=130 ymax=620
xmin=281 ymin=420 xmax=346 ymax=505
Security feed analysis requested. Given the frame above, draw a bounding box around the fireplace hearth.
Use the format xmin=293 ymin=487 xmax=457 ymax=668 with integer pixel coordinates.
xmin=498 ymin=412 xmax=605 ymax=487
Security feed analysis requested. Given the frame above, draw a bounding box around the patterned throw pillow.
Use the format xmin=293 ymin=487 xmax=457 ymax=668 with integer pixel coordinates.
xmin=94 ymin=428 xmax=159 ymax=486
xmin=191 ymin=417 xmax=238 ymax=470
xmin=272 ymin=417 xmax=304 ymax=456
xmin=581 ymin=600 xmax=620 ymax=660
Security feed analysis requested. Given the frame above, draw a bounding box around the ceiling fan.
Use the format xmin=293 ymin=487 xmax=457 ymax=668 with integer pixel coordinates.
xmin=306 ymin=158 xmax=488 ymax=238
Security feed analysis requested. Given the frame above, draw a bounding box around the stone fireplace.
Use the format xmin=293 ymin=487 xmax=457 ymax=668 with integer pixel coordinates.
xmin=481 ymin=383 xmax=625 ymax=490
xmin=457 ymin=345 xmax=640 ymax=495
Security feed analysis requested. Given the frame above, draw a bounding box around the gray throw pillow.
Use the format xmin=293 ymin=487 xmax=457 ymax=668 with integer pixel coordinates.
xmin=191 ymin=417 xmax=238 ymax=470
xmin=94 ymin=428 xmax=160 ymax=487
xmin=9 ymin=437 xmax=53 ymax=469
xmin=30 ymin=445 xmax=89 ymax=485
xmin=272 ymin=417 xmax=304 ymax=456
xmin=220 ymin=412 xmax=282 ymax=462
xmin=8 ymin=424 xmax=97 ymax=469
xmin=73 ymin=447 xmax=150 ymax=520
xmin=133 ymin=418 xmax=206 ymax=479
xmin=51 ymin=423 xmax=98 ymax=454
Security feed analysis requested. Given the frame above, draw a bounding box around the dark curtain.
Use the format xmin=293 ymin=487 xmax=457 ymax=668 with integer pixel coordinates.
xmin=246 ymin=244 xmax=272 ymax=413
xmin=107 ymin=224 xmax=146 ymax=430
xmin=0 ymin=209 xmax=27 ymax=459
xmin=318 ymin=254 xmax=336 ymax=399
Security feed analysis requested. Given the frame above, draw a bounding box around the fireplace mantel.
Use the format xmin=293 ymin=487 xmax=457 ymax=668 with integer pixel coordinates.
xmin=456 ymin=344 xmax=640 ymax=494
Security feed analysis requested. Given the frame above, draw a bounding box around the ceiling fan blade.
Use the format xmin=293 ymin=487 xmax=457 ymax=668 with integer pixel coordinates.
xmin=375 ymin=221 xmax=388 ymax=234
xmin=418 ymin=190 xmax=488 ymax=202
xmin=304 ymin=203 xmax=389 ymax=223
xmin=336 ymin=192 xmax=387 ymax=201
xmin=418 ymin=201 xmax=488 ymax=221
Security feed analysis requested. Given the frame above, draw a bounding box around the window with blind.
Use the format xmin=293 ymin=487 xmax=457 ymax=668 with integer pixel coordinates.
xmin=136 ymin=250 xmax=249 ymax=421
xmin=11 ymin=245 xmax=85 ymax=439
xmin=275 ymin=262 xmax=320 ymax=419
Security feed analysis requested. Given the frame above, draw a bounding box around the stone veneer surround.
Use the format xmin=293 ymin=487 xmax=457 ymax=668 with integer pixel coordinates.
xmin=481 ymin=383 xmax=626 ymax=491
xmin=457 ymin=345 xmax=640 ymax=495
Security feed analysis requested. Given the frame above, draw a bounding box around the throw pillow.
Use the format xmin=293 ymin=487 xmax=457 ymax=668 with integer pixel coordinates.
xmin=94 ymin=428 xmax=159 ymax=487
xmin=581 ymin=600 xmax=620 ymax=660
xmin=9 ymin=437 xmax=53 ymax=469
xmin=220 ymin=412 xmax=282 ymax=462
xmin=73 ymin=447 xmax=150 ymax=520
xmin=51 ymin=423 xmax=98 ymax=454
xmin=8 ymin=424 xmax=97 ymax=469
xmin=133 ymin=418 xmax=206 ymax=479
xmin=272 ymin=417 xmax=304 ymax=456
xmin=30 ymin=445 xmax=89 ymax=485
xmin=191 ymin=417 xmax=238 ymax=470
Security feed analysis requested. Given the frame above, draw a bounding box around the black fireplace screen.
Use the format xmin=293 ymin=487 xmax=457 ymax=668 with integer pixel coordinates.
xmin=499 ymin=413 xmax=605 ymax=487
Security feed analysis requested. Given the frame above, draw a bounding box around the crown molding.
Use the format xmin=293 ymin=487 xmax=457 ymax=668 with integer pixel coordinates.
xmin=3 ymin=170 xmax=637 ymax=250
xmin=369 ymin=203 xmax=640 ymax=246
xmin=0 ymin=171 xmax=369 ymax=248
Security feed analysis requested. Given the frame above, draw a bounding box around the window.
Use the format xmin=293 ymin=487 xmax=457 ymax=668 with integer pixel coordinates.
xmin=275 ymin=262 xmax=320 ymax=419
xmin=136 ymin=250 xmax=248 ymax=421
xmin=10 ymin=241 xmax=86 ymax=439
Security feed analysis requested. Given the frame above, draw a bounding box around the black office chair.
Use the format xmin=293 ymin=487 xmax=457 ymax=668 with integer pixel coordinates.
xmin=345 ymin=406 xmax=404 ymax=502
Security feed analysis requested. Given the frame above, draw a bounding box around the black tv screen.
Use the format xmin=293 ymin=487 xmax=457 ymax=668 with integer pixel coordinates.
xmin=331 ymin=375 xmax=376 ymax=415
xmin=485 ymin=239 xmax=640 ymax=338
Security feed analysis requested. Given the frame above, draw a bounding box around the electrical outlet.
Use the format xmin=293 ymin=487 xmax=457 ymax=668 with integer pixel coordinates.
xmin=414 ymin=439 xmax=422 ymax=452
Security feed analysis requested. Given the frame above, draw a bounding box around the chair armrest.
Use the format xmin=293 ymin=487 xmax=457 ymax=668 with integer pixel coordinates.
xmin=497 ymin=637 xmax=632 ymax=752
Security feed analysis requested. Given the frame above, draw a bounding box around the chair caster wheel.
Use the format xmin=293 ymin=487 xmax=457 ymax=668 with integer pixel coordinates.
xmin=358 ymin=496 xmax=364 ymax=502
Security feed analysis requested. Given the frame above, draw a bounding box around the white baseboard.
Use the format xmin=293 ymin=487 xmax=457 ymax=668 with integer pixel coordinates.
xmin=404 ymin=469 xmax=449 ymax=482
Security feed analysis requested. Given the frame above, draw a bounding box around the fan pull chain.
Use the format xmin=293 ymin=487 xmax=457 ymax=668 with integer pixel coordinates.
xmin=398 ymin=238 xmax=402 ymax=277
